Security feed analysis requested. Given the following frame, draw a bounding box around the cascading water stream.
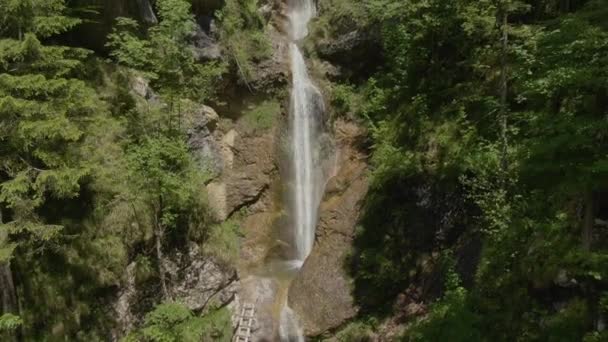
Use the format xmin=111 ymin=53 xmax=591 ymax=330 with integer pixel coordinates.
xmin=280 ymin=0 xmax=323 ymax=340
xmin=288 ymin=0 xmax=322 ymax=264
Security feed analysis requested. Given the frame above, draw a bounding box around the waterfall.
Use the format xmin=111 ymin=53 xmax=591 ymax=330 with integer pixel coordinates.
xmin=280 ymin=1 xmax=323 ymax=341
xmin=288 ymin=0 xmax=323 ymax=262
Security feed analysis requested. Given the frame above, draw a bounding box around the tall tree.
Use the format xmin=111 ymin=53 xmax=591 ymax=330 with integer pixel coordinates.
xmin=107 ymin=0 xmax=225 ymax=131
xmin=0 ymin=0 xmax=102 ymax=330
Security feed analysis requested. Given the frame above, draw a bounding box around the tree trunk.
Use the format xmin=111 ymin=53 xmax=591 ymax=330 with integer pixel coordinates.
xmin=499 ymin=5 xmax=509 ymax=176
xmin=582 ymin=191 xmax=594 ymax=251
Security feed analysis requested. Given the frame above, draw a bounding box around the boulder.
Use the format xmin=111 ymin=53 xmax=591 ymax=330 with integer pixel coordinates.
xmin=288 ymin=120 xmax=369 ymax=336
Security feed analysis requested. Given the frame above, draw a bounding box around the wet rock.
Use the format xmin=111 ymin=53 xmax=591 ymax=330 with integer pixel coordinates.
xmin=241 ymin=212 xmax=278 ymax=268
xmin=288 ymin=120 xmax=369 ymax=336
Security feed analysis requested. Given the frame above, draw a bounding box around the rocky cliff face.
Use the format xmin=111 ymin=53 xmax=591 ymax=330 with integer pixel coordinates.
xmin=288 ymin=119 xmax=369 ymax=336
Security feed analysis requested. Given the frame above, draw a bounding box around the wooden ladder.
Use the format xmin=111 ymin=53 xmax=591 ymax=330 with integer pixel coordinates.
xmin=234 ymin=303 xmax=256 ymax=342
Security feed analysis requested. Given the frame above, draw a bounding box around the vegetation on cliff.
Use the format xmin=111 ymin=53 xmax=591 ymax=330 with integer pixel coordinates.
xmin=0 ymin=0 xmax=258 ymax=340
xmin=313 ymin=0 xmax=608 ymax=340
xmin=1 ymin=0 xmax=607 ymax=340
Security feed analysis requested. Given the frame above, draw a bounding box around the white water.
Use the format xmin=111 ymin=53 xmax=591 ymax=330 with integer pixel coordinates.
xmin=289 ymin=0 xmax=323 ymax=262
xmin=280 ymin=1 xmax=322 ymax=341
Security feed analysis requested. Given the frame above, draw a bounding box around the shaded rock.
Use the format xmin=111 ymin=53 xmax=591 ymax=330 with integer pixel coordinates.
xmin=249 ymin=25 xmax=290 ymax=91
xmin=135 ymin=0 xmax=157 ymax=24
xmin=288 ymin=120 xmax=369 ymax=336
xmin=191 ymin=23 xmax=222 ymax=62
xmin=187 ymin=105 xmax=223 ymax=175
xmin=167 ymin=244 xmax=238 ymax=313
xmin=315 ymin=28 xmax=383 ymax=80
xmin=191 ymin=0 xmax=224 ymax=18
xmin=112 ymin=263 xmax=137 ymax=340
xmin=68 ymin=0 xmax=159 ymax=52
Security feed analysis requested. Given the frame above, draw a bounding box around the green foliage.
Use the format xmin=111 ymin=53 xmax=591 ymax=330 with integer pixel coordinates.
xmin=124 ymin=302 xmax=232 ymax=342
xmin=107 ymin=0 xmax=225 ymax=103
xmin=0 ymin=0 xmax=101 ymax=264
xmin=0 ymin=0 xmax=81 ymax=39
xmin=217 ymin=0 xmax=271 ymax=81
xmin=242 ymin=100 xmax=281 ymax=132
xmin=333 ymin=318 xmax=377 ymax=342
xmin=205 ymin=215 xmax=242 ymax=266
xmin=0 ymin=313 xmax=22 ymax=332
xmin=126 ymin=136 xmax=198 ymax=229
xmin=403 ymin=255 xmax=481 ymax=341
xmin=337 ymin=0 xmax=608 ymax=340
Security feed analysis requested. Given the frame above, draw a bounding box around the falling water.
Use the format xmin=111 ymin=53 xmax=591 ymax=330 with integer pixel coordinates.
xmin=280 ymin=0 xmax=323 ymax=341
xmin=288 ymin=0 xmax=323 ymax=262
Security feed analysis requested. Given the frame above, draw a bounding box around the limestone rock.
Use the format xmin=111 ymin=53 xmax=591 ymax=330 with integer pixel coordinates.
xmin=207 ymin=181 xmax=228 ymax=222
xmin=223 ymin=131 xmax=277 ymax=216
xmin=112 ymin=263 xmax=138 ymax=340
xmin=240 ymin=276 xmax=281 ymax=341
xmin=249 ymin=25 xmax=290 ymax=91
xmin=241 ymin=212 xmax=278 ymax=268
xmin=167 ymin=244 xmax=238 ymax=313
xmin=191 ymin=23 xmax=222 ymax=62
xmin=221 ymin=129 xmax=238 ymax=171
xmin=288 ymin=120 xmax=369 ymax=336
xmin=130 ymin=76 xmax=156 ymax=101
xmin=187 ymin=105 xmax=223 ymax=176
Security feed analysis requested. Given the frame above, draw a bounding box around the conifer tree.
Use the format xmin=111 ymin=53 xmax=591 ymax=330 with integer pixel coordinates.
xmin=0 ymin=0 xmax=102 ymax=330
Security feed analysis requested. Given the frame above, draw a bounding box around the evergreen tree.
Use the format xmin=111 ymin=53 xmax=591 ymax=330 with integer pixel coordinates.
xmin=0 ymin=0 xmax=109 ymax=337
